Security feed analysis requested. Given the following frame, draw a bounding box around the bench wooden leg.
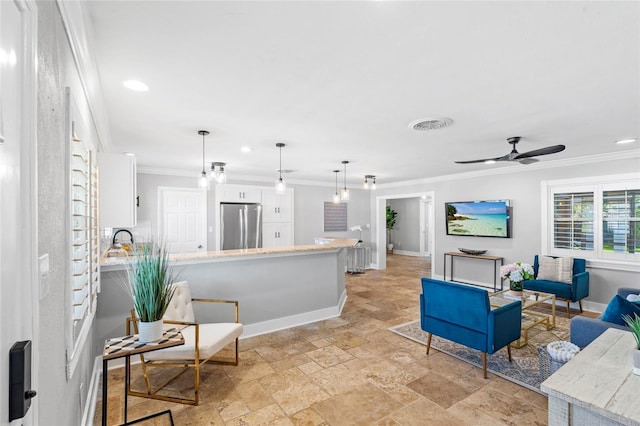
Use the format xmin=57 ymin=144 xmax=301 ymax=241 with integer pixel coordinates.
xmin=566 ymin=300 xmax=571 ymax=319
xmin=578 ymin=300 xmax=583 ymax=313
xmin=426 ymin=333 xmax=432 ymax=355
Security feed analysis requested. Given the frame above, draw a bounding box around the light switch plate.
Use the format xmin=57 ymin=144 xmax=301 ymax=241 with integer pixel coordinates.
xmin=39 ymin=254 xmax=49 ymax=299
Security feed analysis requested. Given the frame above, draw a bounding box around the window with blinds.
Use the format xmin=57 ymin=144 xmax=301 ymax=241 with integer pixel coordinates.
xmin=545 ymin=175 xmax=640 ymax=264
xmin=66 ymin=87 xmax=100 ymax=379
xmin=553 ymin=192 xmax=594 ymax=251
xmin=602 ymin=189 xmax=639 ymax=254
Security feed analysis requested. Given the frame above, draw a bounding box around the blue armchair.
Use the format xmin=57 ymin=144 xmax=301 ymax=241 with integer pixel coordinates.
xmin=570 ymin=287 xmax=637 ymax=348
xmin=523 ymin=255 xmax=589 ymax=318
xmin=420 ymin=278 xmax=521 ymax=378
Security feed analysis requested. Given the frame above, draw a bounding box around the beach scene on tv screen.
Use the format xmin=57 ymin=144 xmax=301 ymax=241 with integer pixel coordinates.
xmin=446 ymin=201 xmax=508 ymax=237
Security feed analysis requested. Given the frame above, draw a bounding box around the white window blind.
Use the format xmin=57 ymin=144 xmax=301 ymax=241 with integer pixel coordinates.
xmin=553 ymin=192 xmax=594 ymax=252
xmin=602 ymin=189 xmax=640 ymax=255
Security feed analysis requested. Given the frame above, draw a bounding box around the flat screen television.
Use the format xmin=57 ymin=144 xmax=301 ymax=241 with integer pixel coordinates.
xmin=445 ymin=200 xmax=511 ymax=238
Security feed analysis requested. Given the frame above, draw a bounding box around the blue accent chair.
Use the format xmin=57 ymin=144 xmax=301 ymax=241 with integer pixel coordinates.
xmin=523 ymin=255 xmax=589 ymax=318
xmin=419 ymin=278 xmax=522 ymax=378
xmin=570 ymin=287 xmax=637 ymax=348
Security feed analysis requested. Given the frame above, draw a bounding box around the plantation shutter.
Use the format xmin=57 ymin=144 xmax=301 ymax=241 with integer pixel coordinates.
xmin=602 ymin=189 xmax=640 ymax=254
xmin=553 ymin=192 xmax=594 ymax=251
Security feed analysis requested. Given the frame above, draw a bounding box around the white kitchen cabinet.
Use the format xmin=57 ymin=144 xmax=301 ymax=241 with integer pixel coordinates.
xmin=262 ymin=189 xmax=293 ymax=222
xmin=217 ymin=184 xmax=262 ymax=203
xmin=98 ymin=153 xmax=137 ymax=228
xmin=262 ymin=222 xmax=292 ymax=247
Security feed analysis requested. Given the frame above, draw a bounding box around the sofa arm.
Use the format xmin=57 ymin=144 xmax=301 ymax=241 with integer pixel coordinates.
xmin=571 ymin=271 xmax=589 ymax=302
xmin=489 ymin=301 xmax=522 ymax=352
xmin=618 ymin=287 xmax=640 ymax=299
xmin=570 ymin=315 xmax=628 ymax=349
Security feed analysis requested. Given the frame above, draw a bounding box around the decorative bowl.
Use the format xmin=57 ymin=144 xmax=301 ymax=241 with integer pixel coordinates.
xmin=458 ymin=248 xmax=487 ymax=255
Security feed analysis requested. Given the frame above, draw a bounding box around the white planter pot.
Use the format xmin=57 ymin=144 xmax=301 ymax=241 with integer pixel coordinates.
xmin=138 ymin=319 xmax=163 ymax=343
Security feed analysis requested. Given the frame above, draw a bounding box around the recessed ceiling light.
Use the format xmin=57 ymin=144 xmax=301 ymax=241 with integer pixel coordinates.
xmin=240 ymin=146 xmax=252 ymax=153
xmin=123 ymin=80 xmax=149 ymax=92
xmin=123 ymin=152 xmax=136 ymax=156
xmin=615 ymin=138 xmax=637 ymax=144
xmin=484 ymin=160 xmax=496 ymax=165
xmin=409 ymin=117 xmax=453 ymax=131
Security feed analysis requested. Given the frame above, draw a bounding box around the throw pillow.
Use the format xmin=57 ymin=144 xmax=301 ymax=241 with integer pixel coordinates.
xmin=537 ymin=256 xmax=573 ymax=283
xmin=601 ymin=295 xmax=640 ymax=326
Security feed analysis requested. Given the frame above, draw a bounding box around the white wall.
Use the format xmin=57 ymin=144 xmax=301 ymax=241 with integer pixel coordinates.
xmin=387 ymin=198 xmax=421 ymax=253
xmin=372 ymin=157 xmax=640 ymax=308
xmin=35 ymin=2 xmax=98 ymax=424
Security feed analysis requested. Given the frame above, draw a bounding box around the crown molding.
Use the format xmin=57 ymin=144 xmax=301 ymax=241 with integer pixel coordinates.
xmin=376 ymin=149 xmax=640 ymax=189
xmin=140 ymin=149 xmax=639 ymax=189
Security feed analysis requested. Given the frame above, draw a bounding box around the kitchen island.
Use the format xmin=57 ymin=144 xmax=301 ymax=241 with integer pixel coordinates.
xmin=96 ymin=238 xmax=357 ymax=355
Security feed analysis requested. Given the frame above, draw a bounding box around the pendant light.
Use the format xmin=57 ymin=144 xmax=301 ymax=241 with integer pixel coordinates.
xmin=340 ymin=160 xmax=350 ymax=201
xmin=364 ymin=175 xmax=376 ymax=190
xmin=197 ymin=130 xmax=209 ymax=189
xmin=210 ymin=162 xmax=227 ymax=184
xmin=275 ymin=143 xmax=286 ymax=193
xmin=332 ymin=170 xmax=340 ymax=203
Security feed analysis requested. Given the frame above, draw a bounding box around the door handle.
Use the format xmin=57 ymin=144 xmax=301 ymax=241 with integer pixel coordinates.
xmin=198 ymin=244 xmax=203 ymax=249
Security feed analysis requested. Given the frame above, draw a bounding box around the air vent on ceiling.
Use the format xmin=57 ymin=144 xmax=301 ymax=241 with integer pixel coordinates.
xmin=409 ymin=117 xmax=453 ymax=131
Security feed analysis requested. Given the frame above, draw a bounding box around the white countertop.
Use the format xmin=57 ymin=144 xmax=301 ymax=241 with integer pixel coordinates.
xmin=101 ymin=238 xmax=359 ymax=267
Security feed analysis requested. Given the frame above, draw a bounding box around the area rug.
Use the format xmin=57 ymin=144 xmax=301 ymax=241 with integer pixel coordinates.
xmin=389 ymin=314 xmax=570 ymax=394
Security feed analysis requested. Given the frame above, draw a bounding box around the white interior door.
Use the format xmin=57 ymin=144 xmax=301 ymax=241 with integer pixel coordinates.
xmin=0 ymin=1 xmax=38 ymax=424
xmin=158 ymin=187 xmax=207 ymax=253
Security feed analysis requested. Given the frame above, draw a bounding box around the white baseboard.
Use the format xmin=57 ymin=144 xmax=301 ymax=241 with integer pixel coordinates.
xmin=242 ymin=290 xmax=347 ymax=338
xmin=392 ymin=250 xmax=422 ymax=257
xmin=83 ymin=356 xmax=102 ymax=426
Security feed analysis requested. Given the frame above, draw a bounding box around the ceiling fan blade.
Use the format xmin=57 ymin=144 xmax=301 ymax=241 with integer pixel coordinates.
xmin=454 ymin=156 xmax=501 ymax=164
xmin=514 ymin=144 xmax=565 ymax=159
xmin=519 ymin=158 xmax=539 ymax=165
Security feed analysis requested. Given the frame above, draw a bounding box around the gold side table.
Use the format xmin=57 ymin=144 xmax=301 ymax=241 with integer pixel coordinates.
xmin=102 ymin=328 xmax=184 ymax=426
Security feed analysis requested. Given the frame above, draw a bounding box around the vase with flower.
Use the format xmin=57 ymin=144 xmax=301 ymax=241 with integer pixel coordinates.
xmin=500 ymin=262 xmax=534 ymax=296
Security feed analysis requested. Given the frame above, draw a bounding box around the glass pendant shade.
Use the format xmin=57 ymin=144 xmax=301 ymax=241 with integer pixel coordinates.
xmin=340 ymin=160 xmax=349 ymax=201
xmin=340 ymin=188 xmax=350 ymax=201
xmin=197 ymin=130 xmax=210 ymax=189
xmin=275 ymin=143 xmax=286 ymax=193
xmin=198 ymin=171 xmax=208 ymax=188
xmin=332 ymin=169 xmax=340 ymax=203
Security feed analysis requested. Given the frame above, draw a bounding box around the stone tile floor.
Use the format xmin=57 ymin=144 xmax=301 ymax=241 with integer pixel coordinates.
xmin=96 ymin=255 xmax=553 ymax=425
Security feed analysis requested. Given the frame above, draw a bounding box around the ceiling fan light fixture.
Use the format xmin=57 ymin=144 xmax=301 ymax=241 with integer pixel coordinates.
xmin=409 ymin=117 xmax=453 ymax=131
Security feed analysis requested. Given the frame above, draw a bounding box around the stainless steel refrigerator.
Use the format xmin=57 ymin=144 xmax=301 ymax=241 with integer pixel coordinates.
xmin=220 ymin=203 xmax=263 ymax=250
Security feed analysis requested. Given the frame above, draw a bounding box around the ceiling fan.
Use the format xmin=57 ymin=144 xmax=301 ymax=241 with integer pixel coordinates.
xmin=455 ymin=136 xmax=566 ymax=165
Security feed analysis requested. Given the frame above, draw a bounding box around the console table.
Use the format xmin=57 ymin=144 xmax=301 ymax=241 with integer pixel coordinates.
xmin=443 ymin=252 xmax=503 ymax=291
xmin=102 ymin=328 xmax=184 ymax=425
xmin=541 ymin=328 xmax=640 ymax=425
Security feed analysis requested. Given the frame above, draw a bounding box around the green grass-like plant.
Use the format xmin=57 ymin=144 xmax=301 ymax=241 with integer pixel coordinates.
xmin=125 ymin=243 xmax=178 ymax=323
xmin=623 ymin=313 xmax=640 ymax=350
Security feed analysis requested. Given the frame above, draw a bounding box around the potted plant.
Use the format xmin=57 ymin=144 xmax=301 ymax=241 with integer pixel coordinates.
xmin=623 ymin=313 xmax=640 ymax=375
xmin=124 ymin=243 xmax=178 ymax=342
xmin=386 ymin=205 xmax=398 ymax=252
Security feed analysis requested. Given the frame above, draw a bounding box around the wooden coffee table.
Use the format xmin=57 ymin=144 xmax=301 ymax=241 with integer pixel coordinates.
xmin=490 ymin=289 xmax=556 ymax=348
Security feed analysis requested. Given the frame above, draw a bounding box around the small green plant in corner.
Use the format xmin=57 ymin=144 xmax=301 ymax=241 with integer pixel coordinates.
xmin=623 ymin=313 xmax=640 ymax=350
xmin=125 ymin=243 xmax=178 ymax=323
xmin=386 ymin=205 xmax=397 ymax=230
